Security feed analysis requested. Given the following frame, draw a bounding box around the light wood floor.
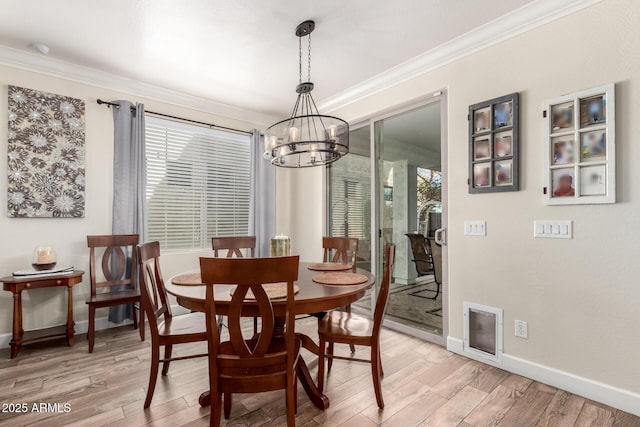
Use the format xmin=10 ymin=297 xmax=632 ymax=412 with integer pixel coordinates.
xmin=0 ymin=317 xmax=638 ymax=427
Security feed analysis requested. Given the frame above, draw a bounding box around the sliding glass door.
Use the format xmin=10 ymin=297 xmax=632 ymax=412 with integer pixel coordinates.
xmin=327 ymin=93 xmax=447 ymax=344
xmin=374 ymin=101 xmax=444 ymax=339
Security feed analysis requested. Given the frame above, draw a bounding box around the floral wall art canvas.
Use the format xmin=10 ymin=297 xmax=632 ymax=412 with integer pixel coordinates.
xmin=7 ymin=86 xmax=85 ymax=217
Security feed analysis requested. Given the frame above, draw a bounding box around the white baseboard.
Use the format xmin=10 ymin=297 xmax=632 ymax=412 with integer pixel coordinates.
xmin=447 ymin=336 xmax=640 ymax=417
xmin=0 ymin=304 xmax=191 ymax=351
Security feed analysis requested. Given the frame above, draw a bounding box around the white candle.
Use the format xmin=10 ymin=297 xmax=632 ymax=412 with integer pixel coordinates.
xmin=37 ymin=248 xmax=53 ymax=264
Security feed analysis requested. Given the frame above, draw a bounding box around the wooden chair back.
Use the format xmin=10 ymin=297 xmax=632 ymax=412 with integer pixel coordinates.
xmin=200 ymin=256 xmax=299 ymax=391
xmin=373 ymin=243 xmax=396 ymax=336
xmin=87 ymin=234 xmax=139 ymax=297
xmin=211 ymin=236 xmax=256 ymax=258
xmin=136 ymin=241 xmax=172 ymax=334
xmin=322 ymin=237 xmax=358 ymax=272
xmin=405 ymin=233 xmax=433 ymax=276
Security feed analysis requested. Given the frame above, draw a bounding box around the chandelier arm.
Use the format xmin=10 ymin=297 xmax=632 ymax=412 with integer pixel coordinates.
xmin=308 ymin=93 xmax=330 ymax=135
xmin=287 ymin=94 xmax=303 ymax=139
xmin=308 ymin=96 xmax=320 ymax=143
xmin=304 ymin=95 xmax=313 ymax=142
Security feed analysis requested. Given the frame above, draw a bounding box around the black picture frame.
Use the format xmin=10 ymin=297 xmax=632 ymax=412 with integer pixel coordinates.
xmin=468 ymin=92 xmax=519 ymax=193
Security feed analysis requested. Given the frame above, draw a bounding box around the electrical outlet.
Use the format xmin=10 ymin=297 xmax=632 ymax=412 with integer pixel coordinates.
xmin=515 ymin=320 xmax=528 ymax=339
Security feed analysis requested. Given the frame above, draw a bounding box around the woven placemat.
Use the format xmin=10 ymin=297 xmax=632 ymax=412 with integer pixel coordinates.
xmin=230 ymin=283 xmax=300 ymax=300
xmin=307 ymin=262 xmax=353 ymax=272
xmin=171 ymin=272 xmax=203 ymax=286
xmin=312 ymin=272 xmax=369 ymax=285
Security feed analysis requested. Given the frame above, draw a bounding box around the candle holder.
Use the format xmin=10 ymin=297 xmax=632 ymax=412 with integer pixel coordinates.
xmin=32 ymin=246 xmax=57 ymax=271
xmin=270 ymin=235 xmax=291 ymax=257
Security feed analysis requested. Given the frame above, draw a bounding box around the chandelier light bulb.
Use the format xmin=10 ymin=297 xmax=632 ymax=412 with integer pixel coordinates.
xmin=327 ymin=125 xmax=337 ymax=140
xmin=289 ymin=127 xmax=299 ymax=142
xmin=310 ymin=144 xmax=317 ymax=163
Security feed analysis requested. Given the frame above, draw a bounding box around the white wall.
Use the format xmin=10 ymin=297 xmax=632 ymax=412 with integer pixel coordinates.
xmin=279 ymin=0 xmax=640 ymax=410
xmin=276 ymin=167 xmax=326 ymax=261
xmin=0 ymin=65 xmax=259 ymax=338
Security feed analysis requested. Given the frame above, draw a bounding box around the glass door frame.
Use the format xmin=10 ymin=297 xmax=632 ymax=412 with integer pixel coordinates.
xmin=326 ymin=90 xmax=449 ymax=346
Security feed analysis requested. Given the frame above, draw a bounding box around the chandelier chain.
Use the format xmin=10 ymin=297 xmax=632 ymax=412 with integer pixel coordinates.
xmin=307 ymin=33 xmax=312 ymax=82
xmin=298 ymin=36 xmax=302 ymax=84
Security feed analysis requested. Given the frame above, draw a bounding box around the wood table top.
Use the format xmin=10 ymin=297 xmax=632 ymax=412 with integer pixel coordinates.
xmin=1 ymin=270 xmax=84 ymax=283
xmin=165 ymin=262 xmax=375 ymax=316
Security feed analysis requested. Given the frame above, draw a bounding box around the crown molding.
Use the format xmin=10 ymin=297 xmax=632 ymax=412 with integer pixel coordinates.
xmin=0 ymin=45 xmax=279 ymax=127
xmin=317 ymin=0 xmax=603 ymax=113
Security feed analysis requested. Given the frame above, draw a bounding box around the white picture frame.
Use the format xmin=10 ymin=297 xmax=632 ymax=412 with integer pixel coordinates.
xmin=543 ymin=83 xmax=615 ymax=205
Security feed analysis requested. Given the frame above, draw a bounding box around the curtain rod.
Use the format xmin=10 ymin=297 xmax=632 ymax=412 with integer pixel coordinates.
xmin=96 ymin=99 xmax=252 ymax=136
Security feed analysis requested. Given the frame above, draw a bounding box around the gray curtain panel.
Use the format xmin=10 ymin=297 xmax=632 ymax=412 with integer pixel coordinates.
xmin=249 ymin=130 xmax=276 ymax=256
xmin=109 ymin=101 xmax=147 ymax=323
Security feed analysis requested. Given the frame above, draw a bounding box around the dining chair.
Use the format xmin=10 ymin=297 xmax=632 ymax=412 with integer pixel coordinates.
xmin=211 ymin=236 xmax=256 ymax=258
xmin=211 ymin=236 xmax=257 ymax=334
xmin=317 ymin=243 xmax=396 ymax=409
xmin=86 ymin=234 xmax=144 ymax=353
xmin=321 ymin=236 xmax=359 ymax=352
xmin=136 ymin=241 xmax=208 ymax=408
xmin=200 ymin=255 xmax=300 ymax=427
xmin=322 ymin=236 xmax=358 ymax=272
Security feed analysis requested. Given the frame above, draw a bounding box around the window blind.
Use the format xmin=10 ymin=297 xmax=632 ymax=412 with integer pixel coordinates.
xmin=145 ymin=116 xmax=251 ymax=250
xmin=328 ymin=153 xmax=372 ymax=264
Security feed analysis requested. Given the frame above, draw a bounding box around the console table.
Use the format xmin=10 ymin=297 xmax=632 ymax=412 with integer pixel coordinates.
xmin=1 ymin=271 xmax=84 ymax=358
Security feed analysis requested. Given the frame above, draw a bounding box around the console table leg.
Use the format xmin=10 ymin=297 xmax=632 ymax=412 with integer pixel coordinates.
xmin=10 ymin=291 xmax=22 ymax=359
xmin=66 ymin=285 xmax=75 ymax=347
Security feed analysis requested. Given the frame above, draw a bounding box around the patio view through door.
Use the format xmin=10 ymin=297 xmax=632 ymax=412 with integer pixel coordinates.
xmin=327 ymin=93 xmax=447 ymax=344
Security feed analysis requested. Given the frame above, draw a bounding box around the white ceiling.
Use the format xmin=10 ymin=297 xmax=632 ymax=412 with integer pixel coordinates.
xmin=0 ymin=0 xmax=540 ymax=119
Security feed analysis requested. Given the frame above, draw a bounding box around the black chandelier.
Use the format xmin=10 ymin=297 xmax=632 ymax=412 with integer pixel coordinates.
xmin=264 ymin=20 xmax=349 ymax=168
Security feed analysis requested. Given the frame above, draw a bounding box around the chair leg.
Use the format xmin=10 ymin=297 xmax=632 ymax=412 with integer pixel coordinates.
xmin=161 ymin=344 xmax=172 ymax=376
xmin=88 ymin=306 xmax=95 ymax=353
xmin=210 ymin=392 xmax=222 ymax=427
xmin=317 ymin=337 xmax=326 ymax=392
xmin=145 ymin=344 xmax=160 ymax=408
xmin=327 ymin=342 xmax=334 ymax=371
xmin=345 ymin=305 xmax=356 ymax=354
xmin=132 ymin=303 xmax=139 ymax=330
xmin=294 ymin=371 xmax=298 ymax=413
xmin=223 ymin=393 xmax=232 ymax=419
xmin=424 ymin=281 xmax=440 ymax=300
xmin=138 ymin=305 xmax=145 ymax=341
xmin=216 ymin=315 xmax=224 ymax=335
xmin=286 ymin=371 xmax=296 ymax=427
xmin=371 ymin=343 xmax=384 ymax=409
xmin=378 ymin=345 xmax=384 ymax=377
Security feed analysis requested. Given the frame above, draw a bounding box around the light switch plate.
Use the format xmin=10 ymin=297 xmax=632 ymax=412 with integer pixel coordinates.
xmin=464 ymin=220 xmax=486 ymax=236
xmin=534 ymin=220 xmax=572 ymax=239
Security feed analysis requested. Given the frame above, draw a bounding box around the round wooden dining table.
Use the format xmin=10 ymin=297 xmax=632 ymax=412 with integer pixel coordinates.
xmin=165 ymin=262 xmax=375 ymax=410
